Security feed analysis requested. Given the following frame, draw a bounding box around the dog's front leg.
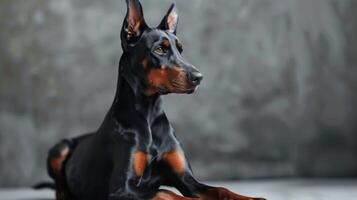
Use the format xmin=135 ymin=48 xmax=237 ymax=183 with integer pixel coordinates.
xmin=152 ymin=120 xmax=264 ymax=199
xmin=151 ymin=113 xmax=266 ymax=200
xmin=162 ymin=154 xmax=266 ymax=200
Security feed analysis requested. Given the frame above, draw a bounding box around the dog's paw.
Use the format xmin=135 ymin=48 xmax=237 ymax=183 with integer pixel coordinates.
xmin=202 ymin=187 xmax=266 ymax=200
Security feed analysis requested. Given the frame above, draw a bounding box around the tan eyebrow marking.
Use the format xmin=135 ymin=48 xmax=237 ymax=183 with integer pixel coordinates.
xmin=162 ymin=39 xmax=171 ymax=48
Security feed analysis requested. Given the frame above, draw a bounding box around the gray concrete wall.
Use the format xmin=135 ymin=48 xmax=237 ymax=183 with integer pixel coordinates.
xmin=0 ymin=0 xmax=356 ymax=187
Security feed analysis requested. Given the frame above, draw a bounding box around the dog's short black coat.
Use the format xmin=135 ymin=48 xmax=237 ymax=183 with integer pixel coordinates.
xmin=46 ymin=1 xmax=265 ymax=200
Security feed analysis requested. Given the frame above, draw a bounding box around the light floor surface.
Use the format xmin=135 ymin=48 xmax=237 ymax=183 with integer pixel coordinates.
xmin=0 ymin=179 xmax=356 ymax=200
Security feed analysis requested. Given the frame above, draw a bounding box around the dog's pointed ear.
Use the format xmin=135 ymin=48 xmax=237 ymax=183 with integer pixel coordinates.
xmin=121 ymin=0 xmax=148 ymax=50
xmin=157 ymin=3 xmax=178 ymax=34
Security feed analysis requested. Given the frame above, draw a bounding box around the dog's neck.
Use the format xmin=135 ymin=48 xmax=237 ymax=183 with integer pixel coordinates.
xmin=96 ymin=53 xmax=164 ymax=136
xmin=111 ymin=55 xmax=163 ymax=122
xmin=115 ymin=76 xmax=161 ymax=115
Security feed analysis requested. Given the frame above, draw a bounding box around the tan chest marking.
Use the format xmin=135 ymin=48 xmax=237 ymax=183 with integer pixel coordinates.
xmin=162 ymin=150 xmax=186 ymax=174
xmin=133 ymin=151 xmax=151 ymax=177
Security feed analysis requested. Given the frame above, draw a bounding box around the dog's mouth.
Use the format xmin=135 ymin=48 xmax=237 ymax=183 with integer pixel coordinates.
xmin=156 ymin=85 xmax=197 ymax=95
xmin=171 ymin=79 xmax=198 ymax=94
xmin=146 ymin=68 xmax=200 ymax=95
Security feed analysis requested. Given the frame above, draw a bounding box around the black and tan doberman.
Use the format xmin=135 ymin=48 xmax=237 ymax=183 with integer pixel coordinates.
xmin=45 ymin=1 xmax=266 ymax=200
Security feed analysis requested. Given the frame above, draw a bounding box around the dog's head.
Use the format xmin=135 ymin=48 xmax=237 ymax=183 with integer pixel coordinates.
xmin=120 ymin=0 xmax=202 ymax=96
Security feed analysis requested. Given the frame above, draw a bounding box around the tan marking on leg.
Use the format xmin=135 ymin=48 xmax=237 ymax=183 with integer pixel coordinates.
xmin=50 ymin=147 xmax=70 ymax=177
xmin=162 ymin=150 xmax=186 ymax=174
xmin=133 ymin=151 xmax=151 ymax=177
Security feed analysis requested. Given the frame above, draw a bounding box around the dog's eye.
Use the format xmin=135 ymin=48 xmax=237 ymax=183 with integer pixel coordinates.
xmin=154 ymin=47 xmax=166 ymax=55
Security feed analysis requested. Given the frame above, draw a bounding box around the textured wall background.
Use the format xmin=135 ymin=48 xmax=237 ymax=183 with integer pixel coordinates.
xmin=1 ymin=0 xmax=357 ymax=187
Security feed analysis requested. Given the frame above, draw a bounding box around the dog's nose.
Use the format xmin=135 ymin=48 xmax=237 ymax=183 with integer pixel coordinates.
xmin=188 ymin=71 xmax=203 ymax=86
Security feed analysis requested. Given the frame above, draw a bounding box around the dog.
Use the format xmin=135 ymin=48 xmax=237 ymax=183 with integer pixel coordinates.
xmin=45 ymin=1 xmax=266 ymax=200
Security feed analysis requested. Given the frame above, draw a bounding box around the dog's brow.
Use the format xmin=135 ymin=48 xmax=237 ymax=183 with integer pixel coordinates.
xmin=162 ymin=39 xmax=170 ymax=48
